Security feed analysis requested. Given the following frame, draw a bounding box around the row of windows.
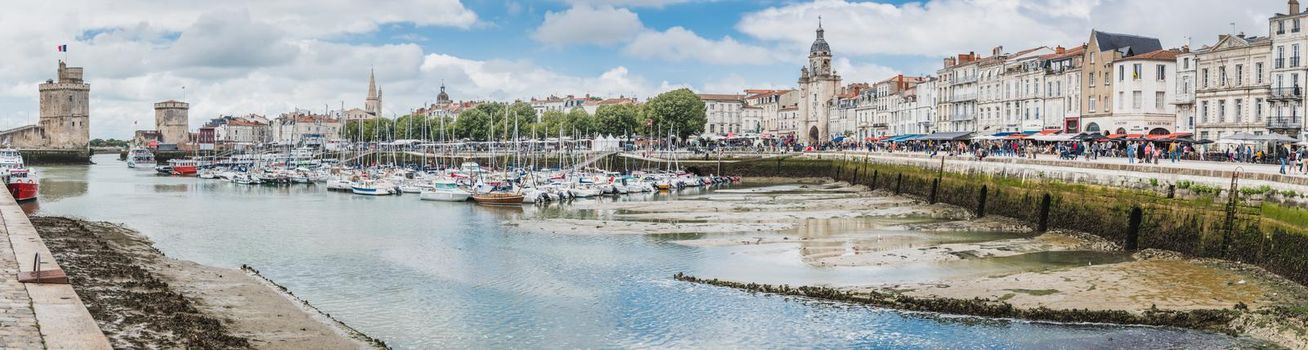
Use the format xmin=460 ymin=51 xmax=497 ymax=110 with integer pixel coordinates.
xmin=1198 ymin=98 xmax=1277 ymax=123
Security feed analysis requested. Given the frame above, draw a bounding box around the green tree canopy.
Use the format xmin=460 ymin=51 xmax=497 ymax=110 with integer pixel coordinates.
xmin=594 ymin=103 xmax=642 ymax=137
xmin=564 ymin=107 xmax=596 ymax=138
xmin=537 ymin=110 xmax=566 ymax=137
xmin=645 ymin=88 xmax=705 ymax=139
xmin=341 ymin=118 xmax=396 ymax=142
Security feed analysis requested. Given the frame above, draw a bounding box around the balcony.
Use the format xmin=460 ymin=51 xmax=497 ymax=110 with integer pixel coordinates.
xmin=951 ymin=75 xmax=977 ymax=84
xmin=1270 ymin=87 xmax=1304 ymax=100
xmin=951 ymin=112 xmax=975 ymax=122
xmin=1268 ymin=115 xmax=1304 ymax=130
xmin=1276 ymin=58 xmax=1286 ymax=69
xmin=1171 ymin=92 xmax=1194 ymax=104
xmin=949 ymin=92 xmax=977 ymax=103
xmin=872 ymin=123 xmax=889 ymax=129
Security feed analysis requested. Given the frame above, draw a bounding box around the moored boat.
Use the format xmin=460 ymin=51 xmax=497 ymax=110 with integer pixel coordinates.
xmin=5 ymin=168 xmax=38 ymax=201
xmin=471 ymin=192 xmax=524 ymax=205
xmin=419 ymin=180 xmax=471 ymax=202
xmin=127 ymin=147 xmax=157 ymax=169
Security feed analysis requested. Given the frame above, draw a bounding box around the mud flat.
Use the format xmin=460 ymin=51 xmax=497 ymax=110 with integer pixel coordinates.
xmin=512 ymin=181 xmax=1308 ymax=348
xmin=33 ymin=216 xmax=385 ymax=350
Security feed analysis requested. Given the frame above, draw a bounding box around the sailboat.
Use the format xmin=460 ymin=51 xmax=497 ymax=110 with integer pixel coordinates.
xmin=471 ymin=105 xmax=524 ymax=205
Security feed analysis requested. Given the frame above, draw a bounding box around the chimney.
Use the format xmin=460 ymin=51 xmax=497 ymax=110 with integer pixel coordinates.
xmin=1293 ymin=0 xmax=1301 ymax=15
xmin=944 ymin=57 xmax=956 ymax=68
xmin=1055 ymin=46 xmax=1066 ymax=54
xmin=992 ymin=46 xmax=1003 ymax=56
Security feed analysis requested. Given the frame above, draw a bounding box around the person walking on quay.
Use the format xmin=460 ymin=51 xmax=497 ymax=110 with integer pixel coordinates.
xmin=1126 ymin=142 xmax=1136 ymax=164
xmin=1278 ymin=144 xmax=1290 ymax=174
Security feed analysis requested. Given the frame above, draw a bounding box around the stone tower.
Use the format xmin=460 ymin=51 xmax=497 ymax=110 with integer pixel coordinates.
xmin=797 ymin=19 xmax=841 ymax=145
xmin=38 ymin=61 xmax=90 ymax=149
xmin=154 ymin=100 xmax=190 ymax=145
xmin=365 ymin=69 xmax=382 ymax=117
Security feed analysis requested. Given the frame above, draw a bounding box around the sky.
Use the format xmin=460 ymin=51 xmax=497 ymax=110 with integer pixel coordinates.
xmin=0 ymin=0 xmax=1294 ymax=138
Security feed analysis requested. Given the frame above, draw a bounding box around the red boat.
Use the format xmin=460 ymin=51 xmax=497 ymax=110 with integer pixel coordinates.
xmin=169 ymin=159 xmax=199 ymax=176
xmin=5 ymin=169 xmax=38 ymax=201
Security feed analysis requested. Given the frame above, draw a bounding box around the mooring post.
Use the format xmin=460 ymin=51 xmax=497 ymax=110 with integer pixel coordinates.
xmin=894 ymin=173 xmax=903 ymax=195
xmin=976 ymin=185 xmax=988 ymax=217
xmin=1167 ymin=184 xmax=1176 ymax=199
xmin=1126 ymin=206 xmax=1143 ymax=251
xmin=928 ymin=178 xmax=940 ymax=204
xmin=1037 ymin=193 xmax=1052 ymax=233
xmin=870 ymin=170 xmax=878 ymax=190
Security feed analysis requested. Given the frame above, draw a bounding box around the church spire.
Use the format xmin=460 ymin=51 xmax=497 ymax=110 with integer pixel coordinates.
xmin=367 ymin=68 xmax=378 ymax=99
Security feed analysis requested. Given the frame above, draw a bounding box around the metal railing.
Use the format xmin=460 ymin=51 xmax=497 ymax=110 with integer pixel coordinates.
xmin=1268 ymin=115 xmax=1304 ymax=129
xmin=1270 ymin=87 xmax=1303 ymax=99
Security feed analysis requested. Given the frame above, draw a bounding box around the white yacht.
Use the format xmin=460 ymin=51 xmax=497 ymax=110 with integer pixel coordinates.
xmin=126 ymin=147 xmax=157 ymax=169
xmin=419 ymin=179 xmax=471 ymax=202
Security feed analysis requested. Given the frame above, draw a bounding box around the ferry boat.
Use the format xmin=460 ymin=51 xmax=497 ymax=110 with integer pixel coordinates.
xmin=0 ymin=149 xmax=37 ymax=201
xmin=5 ymin=168 xmax=38 ymax=201
xmin=126 ymin=147 xmax=156 ymax=169
xmin=158 ymin=159 xmax=199 ymax=176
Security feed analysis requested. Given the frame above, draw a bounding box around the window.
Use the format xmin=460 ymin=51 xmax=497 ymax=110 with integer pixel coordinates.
xmin=1119 ymin=65 xmax=1126 ymax=81
xmin=1295 ymin=44 xmax=1302 ymax=67
xmin=1235 ymin=99 xmax=1243 ymax=122
xmin=1202 ymin=68 xmax=1209 ymax=88
xmin=1256 ymin=98 xmax=1264 ymax=121
xmin=1280 ymin=20 xmax=1286 ymax=34
xmin=1157 ymin=64 xmax=1167 ymax=81
xmin=1235 ymin=64 xmax=1243 ymax=85
xmin=1089 ymin=97 xmax=1097 ymax=112
xmin=1201 ymin=101 xmax=1209 ymax=123
xmin=1279 ymin=46 xmax=1286 ymax=68
xmin=1133 ymin=64 xmax=1143 ymax=80
xmin=1219 ymin=66 xmax=1227 ymax=86
xmin=1296 ymin=19 xmax=1302 ymax=33
xmin=1218 ymin=100 xmax=1227 ymax=121
xmin=1256 ymin=62 xmax=1264 ymax=84
xmin=1156 ymin=92 xmax=1165 ymax=109
xmin=1133 ymin=91 xmax=1142 ymax=109
xmin=1183 ymin=58 xmax=1190 ymax=69
xmin=1089 ymin=72 xmax=1096 ymax=86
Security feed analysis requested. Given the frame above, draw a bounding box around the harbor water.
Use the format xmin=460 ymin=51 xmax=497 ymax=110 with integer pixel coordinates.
xmin=28 ymin=155 xmax=1265 ymax=349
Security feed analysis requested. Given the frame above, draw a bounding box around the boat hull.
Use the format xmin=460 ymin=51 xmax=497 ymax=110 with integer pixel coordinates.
xmin=472 ymin=193 xmax=524 ymax=205
xmin=7 ymin=182 xmax=37 ymax=201
xmin=351 ymin=187 xmax=393 ymax=196
xmin=420 ymin=191 xmax=470 ymax=202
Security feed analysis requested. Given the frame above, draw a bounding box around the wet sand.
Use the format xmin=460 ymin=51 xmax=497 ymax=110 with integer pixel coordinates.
xmin=33 ymin=216 xmax=384 ymax=350
xmin=511 ymin=181 xmax=1308 ymax=347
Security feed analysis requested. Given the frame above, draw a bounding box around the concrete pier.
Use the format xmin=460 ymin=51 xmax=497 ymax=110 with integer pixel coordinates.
xmin=0 ymin=190 xmax=110 ymax=349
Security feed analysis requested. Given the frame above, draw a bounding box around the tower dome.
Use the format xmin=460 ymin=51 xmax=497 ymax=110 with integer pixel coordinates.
xmin=809 ymin=18 xmax=830 ymax=56
xmin=437 ymin=83 xmax=450 ymax=104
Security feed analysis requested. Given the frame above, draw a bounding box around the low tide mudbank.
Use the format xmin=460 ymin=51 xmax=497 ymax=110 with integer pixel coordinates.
xmin=34 ymin=216 xmax=385 ymax=350
xmin=673 ymin=272 xmax=1245 ymax=333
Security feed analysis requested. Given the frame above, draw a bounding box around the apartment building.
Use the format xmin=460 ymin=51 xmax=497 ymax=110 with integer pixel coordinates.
xmin=1081 ymin=30 xmax=1164 ymax=134
xmin=1194 ymin=34 xmax=1273 ymax=140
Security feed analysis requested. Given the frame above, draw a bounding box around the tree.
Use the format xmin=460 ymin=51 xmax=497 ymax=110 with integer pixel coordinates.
xmin=537 ymin=110 xmax=566 ymax=137
xmin=564 ymin=107 xmax=596 ymax=138
xmin=496 ymin=102 xmax=537 ymax=140
xmin=341 ymin=118 xmax=395 ymax=142
xmin=454 ymin=108 xmax=492 ymax=141
xmin=645 ymin=88 xmax=705 ymax=139
xmin=594 ymin=104 xmax=642 ymax=137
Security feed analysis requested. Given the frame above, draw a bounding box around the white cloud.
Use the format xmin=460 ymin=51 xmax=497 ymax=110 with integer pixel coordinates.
xmin=833 ymin=58 xmax=899 ymax=84
xmin=533 ymin=5 xmax=645 ymax=46
xmin=0 ymin=1 xmax=683 ymax=138
xmin=700 ymin=74 xmax=788 ymax=94
xmin=624 ymin=27 xmax=778 ymax=64
xmin=737 ymin=0 xmax=1286 ymax=58
xmin=562 ymin=0 xmax=694 ymax=8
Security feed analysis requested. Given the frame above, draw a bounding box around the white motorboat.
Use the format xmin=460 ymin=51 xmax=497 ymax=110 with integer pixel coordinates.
xmin=351 ymin=180 xmax=396 ymax=196
xmin=419 ymin=180 xmax=471 ymax=202
xmin=126 ymin=147 xmax=156 ymax=169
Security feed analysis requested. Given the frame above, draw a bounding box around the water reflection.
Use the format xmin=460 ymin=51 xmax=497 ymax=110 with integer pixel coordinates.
xmin=27 ymin=155 xmax=1265 ymax=349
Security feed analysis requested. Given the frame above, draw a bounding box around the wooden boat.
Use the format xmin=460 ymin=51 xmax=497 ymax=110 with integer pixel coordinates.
xmin=471 ymin=192 xmax=524 ymax=205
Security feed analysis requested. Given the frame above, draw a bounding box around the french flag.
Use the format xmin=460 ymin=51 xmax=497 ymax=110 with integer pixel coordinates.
xmin=57 ymin=44 xmax=67 ymax=52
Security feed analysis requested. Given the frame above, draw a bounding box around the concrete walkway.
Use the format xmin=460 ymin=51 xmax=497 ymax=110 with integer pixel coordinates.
xmin=0 ymin=189 xmax=110 ymax=349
